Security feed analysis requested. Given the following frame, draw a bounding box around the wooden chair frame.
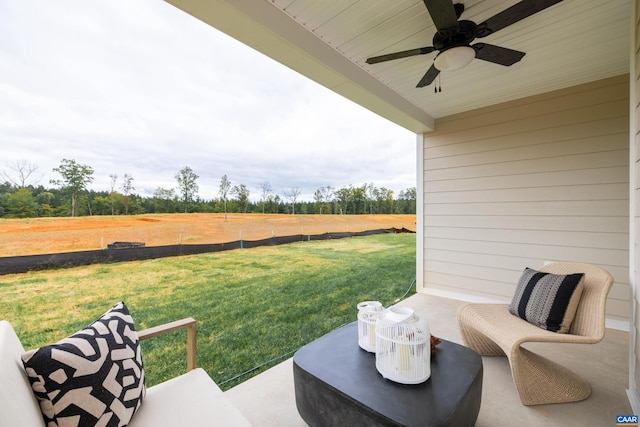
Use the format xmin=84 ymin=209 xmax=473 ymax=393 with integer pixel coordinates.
xmin=137 ymin=317 xmax=197 ymax=372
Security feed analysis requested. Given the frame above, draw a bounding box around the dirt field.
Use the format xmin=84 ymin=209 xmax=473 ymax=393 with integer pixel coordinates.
xmin=0 ymin=214 xmax=416 ymax=257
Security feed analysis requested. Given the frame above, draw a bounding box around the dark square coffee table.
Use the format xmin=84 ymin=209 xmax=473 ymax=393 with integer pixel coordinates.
xmin=293 ymin=321 xmax=482 ymax=427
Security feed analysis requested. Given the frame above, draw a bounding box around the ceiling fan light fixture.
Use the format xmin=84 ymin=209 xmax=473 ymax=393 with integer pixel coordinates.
xmin=433 ymin=46 xmax=476 ymax=71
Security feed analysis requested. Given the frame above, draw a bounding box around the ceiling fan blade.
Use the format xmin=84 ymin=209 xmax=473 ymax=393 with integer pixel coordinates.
xmin=477 ymin=0 xmax=564 ymax=37
xmin=423 ymin=0 xmax=459 ymax=32
xmin=454 ymin=3 xmax=465 ymax=19
xmin=416 ymin=64 xmax=440 ymax=88
xmin=366 ymin=47 xmax=435 ymax=64
xmin=473 ymin=43 xmax=526 ymax=66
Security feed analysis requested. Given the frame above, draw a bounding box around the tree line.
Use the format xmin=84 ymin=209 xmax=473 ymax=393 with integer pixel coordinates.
xmin=0 ymin=159 xmax=416 ymax=218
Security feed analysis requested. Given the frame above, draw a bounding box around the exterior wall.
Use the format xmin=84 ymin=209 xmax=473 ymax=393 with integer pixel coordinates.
xmin=420 ymin=75 xmax=630 ymax=328
xmin=629 ymin=0 xmax=640 ymax=412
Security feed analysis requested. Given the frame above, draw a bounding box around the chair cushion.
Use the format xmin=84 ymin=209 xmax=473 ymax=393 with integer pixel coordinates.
xmin=21 ymin=302 xmax=145 ymax=426
xmin=508 ymin=268 xmax=584 ymax=333
xmin=0 ymin=320 xmax=46 ymax=427
xmin=129 ymin=368 xmax=252 ymax=427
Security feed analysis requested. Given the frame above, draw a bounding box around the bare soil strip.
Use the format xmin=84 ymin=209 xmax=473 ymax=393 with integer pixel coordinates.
xmin=0 ymin=214 xmax=416 ymax=256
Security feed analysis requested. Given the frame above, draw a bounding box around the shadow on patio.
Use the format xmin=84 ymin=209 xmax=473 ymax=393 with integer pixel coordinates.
xmin=225 ymin=294 xmax=630 ymax=426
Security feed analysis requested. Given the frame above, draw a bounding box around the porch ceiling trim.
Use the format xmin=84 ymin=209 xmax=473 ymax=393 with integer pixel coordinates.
xmin=164 ymin=0 xmax=434 ymax=133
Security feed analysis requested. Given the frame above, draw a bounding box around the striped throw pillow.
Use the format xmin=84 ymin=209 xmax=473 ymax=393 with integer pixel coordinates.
xmin=508 ymin=268 xmax=585 ymax=333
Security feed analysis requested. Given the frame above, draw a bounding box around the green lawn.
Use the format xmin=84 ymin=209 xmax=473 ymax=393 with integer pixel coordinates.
xmin=0 ymin=233 xmax=415 ymax=390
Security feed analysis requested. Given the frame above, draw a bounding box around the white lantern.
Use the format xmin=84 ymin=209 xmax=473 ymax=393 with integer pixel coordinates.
xmin=357 ymin=301 xmax=383 ymax=352
xmin=375 ymin=306 xmax=431 ymax=384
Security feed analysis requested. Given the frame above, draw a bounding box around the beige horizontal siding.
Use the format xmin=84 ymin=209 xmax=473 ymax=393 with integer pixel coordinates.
xmin=426 ymin=150 xmax=627 ymax=181
xmin=427 ymin=166 xmax=628 ymax=192
xmin=425 ymin=227 xmax=626 ymax=250
xmin=632 ymin=3 xmax=640 ymax=404
xmin=425 ymin=200 xmax=629 ymax=217
xmin=425 ymin=237 xmax=627 ymax=267
xmin=425 ymin=184 xmax=628 ymax=204
xmin=426 ymin=114 xmax=628 ymax=155
xmin=431 ymin=77 xmax=629 ymax=135
xmin=421 ymin=75 xmax=630 ymax=326
xmin=426 ymin=215 xmax=628 ymax=233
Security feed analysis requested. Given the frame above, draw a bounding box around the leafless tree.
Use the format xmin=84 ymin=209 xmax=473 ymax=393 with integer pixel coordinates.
xmin=2 ymin=160 xmax=39 ymax=188
xmin=259 ymin=181 xmax=272 ymax=214
xmin=283 ymin=187 xmax=301 ymax=214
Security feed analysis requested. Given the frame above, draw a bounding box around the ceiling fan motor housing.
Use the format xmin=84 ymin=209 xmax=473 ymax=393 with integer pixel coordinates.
xmin=433 ymin=20 xmax=476 ymax=51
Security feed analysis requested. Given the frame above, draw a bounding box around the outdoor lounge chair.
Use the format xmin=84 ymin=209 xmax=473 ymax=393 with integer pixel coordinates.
xmin=1 ymin=311 xmax=252 ymax=426
xmin=456 ymin=262 xmax=614 ymax=405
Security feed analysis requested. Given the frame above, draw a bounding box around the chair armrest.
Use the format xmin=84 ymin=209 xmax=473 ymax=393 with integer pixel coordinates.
xmin=137 ymin=317 xmax=197 ymax=372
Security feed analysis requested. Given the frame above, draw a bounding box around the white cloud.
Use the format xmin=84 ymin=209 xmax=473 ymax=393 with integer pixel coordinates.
xmin=0 ymin=0 xmax=416 ymax=201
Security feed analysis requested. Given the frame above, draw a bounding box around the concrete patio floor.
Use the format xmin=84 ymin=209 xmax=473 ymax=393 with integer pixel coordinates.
xmin=225 ymin=293 xmax=631 ymax=426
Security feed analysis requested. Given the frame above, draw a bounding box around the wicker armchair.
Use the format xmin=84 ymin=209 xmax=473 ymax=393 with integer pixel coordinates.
xmin=456 ymin=262 xmax=613 ymax=405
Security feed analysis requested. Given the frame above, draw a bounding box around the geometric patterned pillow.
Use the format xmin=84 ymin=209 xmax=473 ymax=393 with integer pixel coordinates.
xmin=21 ymin=302 xmax=145 ymax=427
xmin=508 ymin=268 xmax=585 ymax=333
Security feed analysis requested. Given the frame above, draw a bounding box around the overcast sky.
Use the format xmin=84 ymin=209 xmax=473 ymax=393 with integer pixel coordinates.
xmin=0 ymin=0 xmax=416 ymax=201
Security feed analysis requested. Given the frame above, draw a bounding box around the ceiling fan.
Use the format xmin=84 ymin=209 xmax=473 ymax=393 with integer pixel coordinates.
xmin=365 ymin=0 xmax=564 ymax=88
